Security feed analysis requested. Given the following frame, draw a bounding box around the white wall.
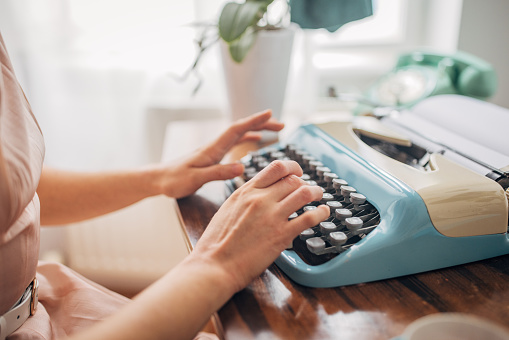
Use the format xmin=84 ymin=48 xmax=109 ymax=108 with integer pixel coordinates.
xmin=457 ymin=0 xmax=509 ymax=109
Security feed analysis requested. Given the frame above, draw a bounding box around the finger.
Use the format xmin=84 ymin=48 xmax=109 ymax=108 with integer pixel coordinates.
xmin=250 ymin=160 xmax=303 ymax=189
xmin=287 ymin=205 xmax=330 ymax=235
xmin=196 ymin=162 xmax=244 ymax=183
xmin=197 ymin=110 xmax=276 ymax=165
xmin=264 ymin=174 xmax=308 ymax=203
xmin=277 ymin=184 xmax=324 ymax=218
xmin=237 ymin=132 xmax=262 ymax=143
xmin=248 ymin=117 xmax=284 ymax=132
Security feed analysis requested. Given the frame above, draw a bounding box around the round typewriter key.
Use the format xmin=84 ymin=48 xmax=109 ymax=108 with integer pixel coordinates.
xmin=345 ymin=217 xmax=363 ymax=232
xmin=302 ymin=155 xmax=315 ymax=170
xmin=326 ymin=201 xmax=343 ymax=217
xmin=257 ymin=160 xmax=270 ymax=170
xmin=309 ymin=160 xmax=324 ymax=172
xmin=244 ymin=166 xmax=257 ymax=175
xmin=305 ymin=180 xmax=318 ymax=186
xmin=319 ymin=221 xmax=338 ymax=235
xmin=316 ymin=166 xmax=331 ymax=179
xmin=340 ymin=185 xmax=356 ymax=197
xmin=329 ymin=231 xmax=348 ymax=247
xmin=324 ymin=172 xmax=339 ymax=183
xmin=306 ymin=237 xmax=326 ymax=254
xmin=270 ymin=151 xmax=286 ymax=161
xmin=335 ymin=208 xmax=352 ymax=224
xmin=303 ymin=205 xmax=317 ymax=212
xmin=320 ymin=193 xmax=335 ymax=204
xmin=300 ymin=173 xmax=311 ymax=181
xmin=333 ymin=178 xmax=348 ymax=190
xmin=288 ymin=212 xmax=298 ymax=220
xmin=300 ymin=228 xmax=315 ymax=240
xmin=294 ymin=150 xmax=308 ymax=162
xmin=350 ymin=192 xmax=366 ymax=205
xmin=246 ymin=172 xmax=258 ymax=180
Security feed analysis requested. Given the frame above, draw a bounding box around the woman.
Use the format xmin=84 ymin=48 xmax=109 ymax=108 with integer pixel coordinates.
xmin=0 ymin=32 xmax=329 ymax=340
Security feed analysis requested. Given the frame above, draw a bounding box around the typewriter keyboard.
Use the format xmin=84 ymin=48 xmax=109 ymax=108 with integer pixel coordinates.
xmin=234 ymin=144 xmax=382 ymax=266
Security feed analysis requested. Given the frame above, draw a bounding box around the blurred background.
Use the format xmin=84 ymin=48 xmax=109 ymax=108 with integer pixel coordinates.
xmin=0 ymin=0 xmax=507 ymax=295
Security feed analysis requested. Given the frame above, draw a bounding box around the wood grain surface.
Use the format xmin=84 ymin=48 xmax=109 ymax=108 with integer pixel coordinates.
xmin=177 ymin=181 xmax=509 ymax=340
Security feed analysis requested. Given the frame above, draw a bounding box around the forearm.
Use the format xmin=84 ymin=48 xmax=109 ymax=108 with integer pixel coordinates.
xmin=68 ymin=254 xmax=235 ymax=340
xmin=37 ymin=166 xmax=165 ymax=225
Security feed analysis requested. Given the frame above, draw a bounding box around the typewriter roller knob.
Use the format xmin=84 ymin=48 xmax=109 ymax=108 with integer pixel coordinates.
xmin=300 ymin=228 xmax=315 ymax=240
xmin=345 ymin=217 xmax=363 ymax=232
xmin=306 ymin=237 xmax=326 ymax=254
xmin=335 ymin=208 xmax=353 ymax=224
xmin=320 ymin=221 xmax=338 ymax=235
xmin=329 ymin=231 xmax=348 ymax=247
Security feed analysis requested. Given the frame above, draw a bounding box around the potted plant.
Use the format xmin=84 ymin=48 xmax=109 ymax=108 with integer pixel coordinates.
xmin=186 ymin=0 xmax=373 ymax=140
xmin=218 ymin=0 xmax=288 ymax=63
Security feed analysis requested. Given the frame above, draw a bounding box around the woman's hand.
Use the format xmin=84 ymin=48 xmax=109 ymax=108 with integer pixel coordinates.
xmin=155 ymin=109 xmax=284 ymax=199
xmin=192 ymin=160 xmax=330 ymax=293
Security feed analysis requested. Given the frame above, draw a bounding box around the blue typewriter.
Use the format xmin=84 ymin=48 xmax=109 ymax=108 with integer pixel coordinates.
xmin=227 ymin=95 xmax=509 ymax=288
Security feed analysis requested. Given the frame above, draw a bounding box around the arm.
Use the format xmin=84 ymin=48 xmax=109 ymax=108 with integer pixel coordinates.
xmin=68 ymin=160 xmax=330 ymax=340
xmin=38 ymin=110 xmax=284 ymax=225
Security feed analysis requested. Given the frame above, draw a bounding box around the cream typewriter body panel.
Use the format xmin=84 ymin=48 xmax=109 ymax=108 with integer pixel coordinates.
xmin=317 ymin=119 xmax=508 ymax=237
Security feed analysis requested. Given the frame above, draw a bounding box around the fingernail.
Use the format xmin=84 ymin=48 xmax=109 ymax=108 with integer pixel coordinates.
xmin=231 ymin=162 xmax=244 ymax=175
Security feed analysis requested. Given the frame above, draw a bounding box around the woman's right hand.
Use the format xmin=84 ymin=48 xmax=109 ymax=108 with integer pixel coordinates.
xmin=192 ymin=160 xmax=330 ymax=293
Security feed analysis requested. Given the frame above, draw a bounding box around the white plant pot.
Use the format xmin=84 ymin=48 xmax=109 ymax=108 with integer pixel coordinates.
xmin=221 ymin=25 xmax=297 ymax=141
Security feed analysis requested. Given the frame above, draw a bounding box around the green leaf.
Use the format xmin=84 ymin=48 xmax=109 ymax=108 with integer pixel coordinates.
xmin=229 ymin=26 xmax=257 ymax=63
xmin=219 ymin=1 xmax=269 ymax=43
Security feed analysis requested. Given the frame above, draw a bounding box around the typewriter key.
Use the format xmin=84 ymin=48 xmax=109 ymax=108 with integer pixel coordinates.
xmin=300 ymin=174 xmax=311 ymax=181
xmin=350 ymin=192 xmax=366 ymax=205
xmin=320 ymin=221 xmax=338 ymax=235
xmin=300 ymin=228 xmax=315 ymax=240
xmin=320 ymin=193 xmax=335 ymax=204
xmin=332 ymin=178 xmax=348 ymax=190
xmin=306 ymin=237 xmax=326 ymax=254
xmin=345 ymin=217 xmax=363 ymax=232
xmin=316 ymin=166 xmax=331 ymax=180
xmin=335 ymin=208 xmax=353 ymax=224
xmin=329 ymin=231 xmax=348 ymax=247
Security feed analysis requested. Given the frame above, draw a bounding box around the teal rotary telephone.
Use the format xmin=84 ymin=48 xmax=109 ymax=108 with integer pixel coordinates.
xmin=363 ymin=50 xmax=497 ymax=109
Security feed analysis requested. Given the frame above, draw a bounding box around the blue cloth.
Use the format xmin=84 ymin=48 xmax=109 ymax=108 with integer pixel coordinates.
xmin=289 ymin=0 xmax=373 ymax=32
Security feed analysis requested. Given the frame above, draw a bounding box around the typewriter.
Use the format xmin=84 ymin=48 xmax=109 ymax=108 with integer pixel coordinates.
xmin=227 ymin=95 xmax=509 ymax=288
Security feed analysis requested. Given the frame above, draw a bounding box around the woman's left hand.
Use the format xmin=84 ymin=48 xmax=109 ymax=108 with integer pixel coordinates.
xmin=155 ymin=109 xmax=283 ymax=199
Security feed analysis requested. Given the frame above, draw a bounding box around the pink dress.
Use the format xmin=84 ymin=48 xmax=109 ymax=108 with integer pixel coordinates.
xmin=0 ymin=33 xmax=130 ymax=339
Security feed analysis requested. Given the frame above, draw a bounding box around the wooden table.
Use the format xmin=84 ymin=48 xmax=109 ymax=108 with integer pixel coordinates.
xmin=177 ymin=176 xmax=509 ymax=340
